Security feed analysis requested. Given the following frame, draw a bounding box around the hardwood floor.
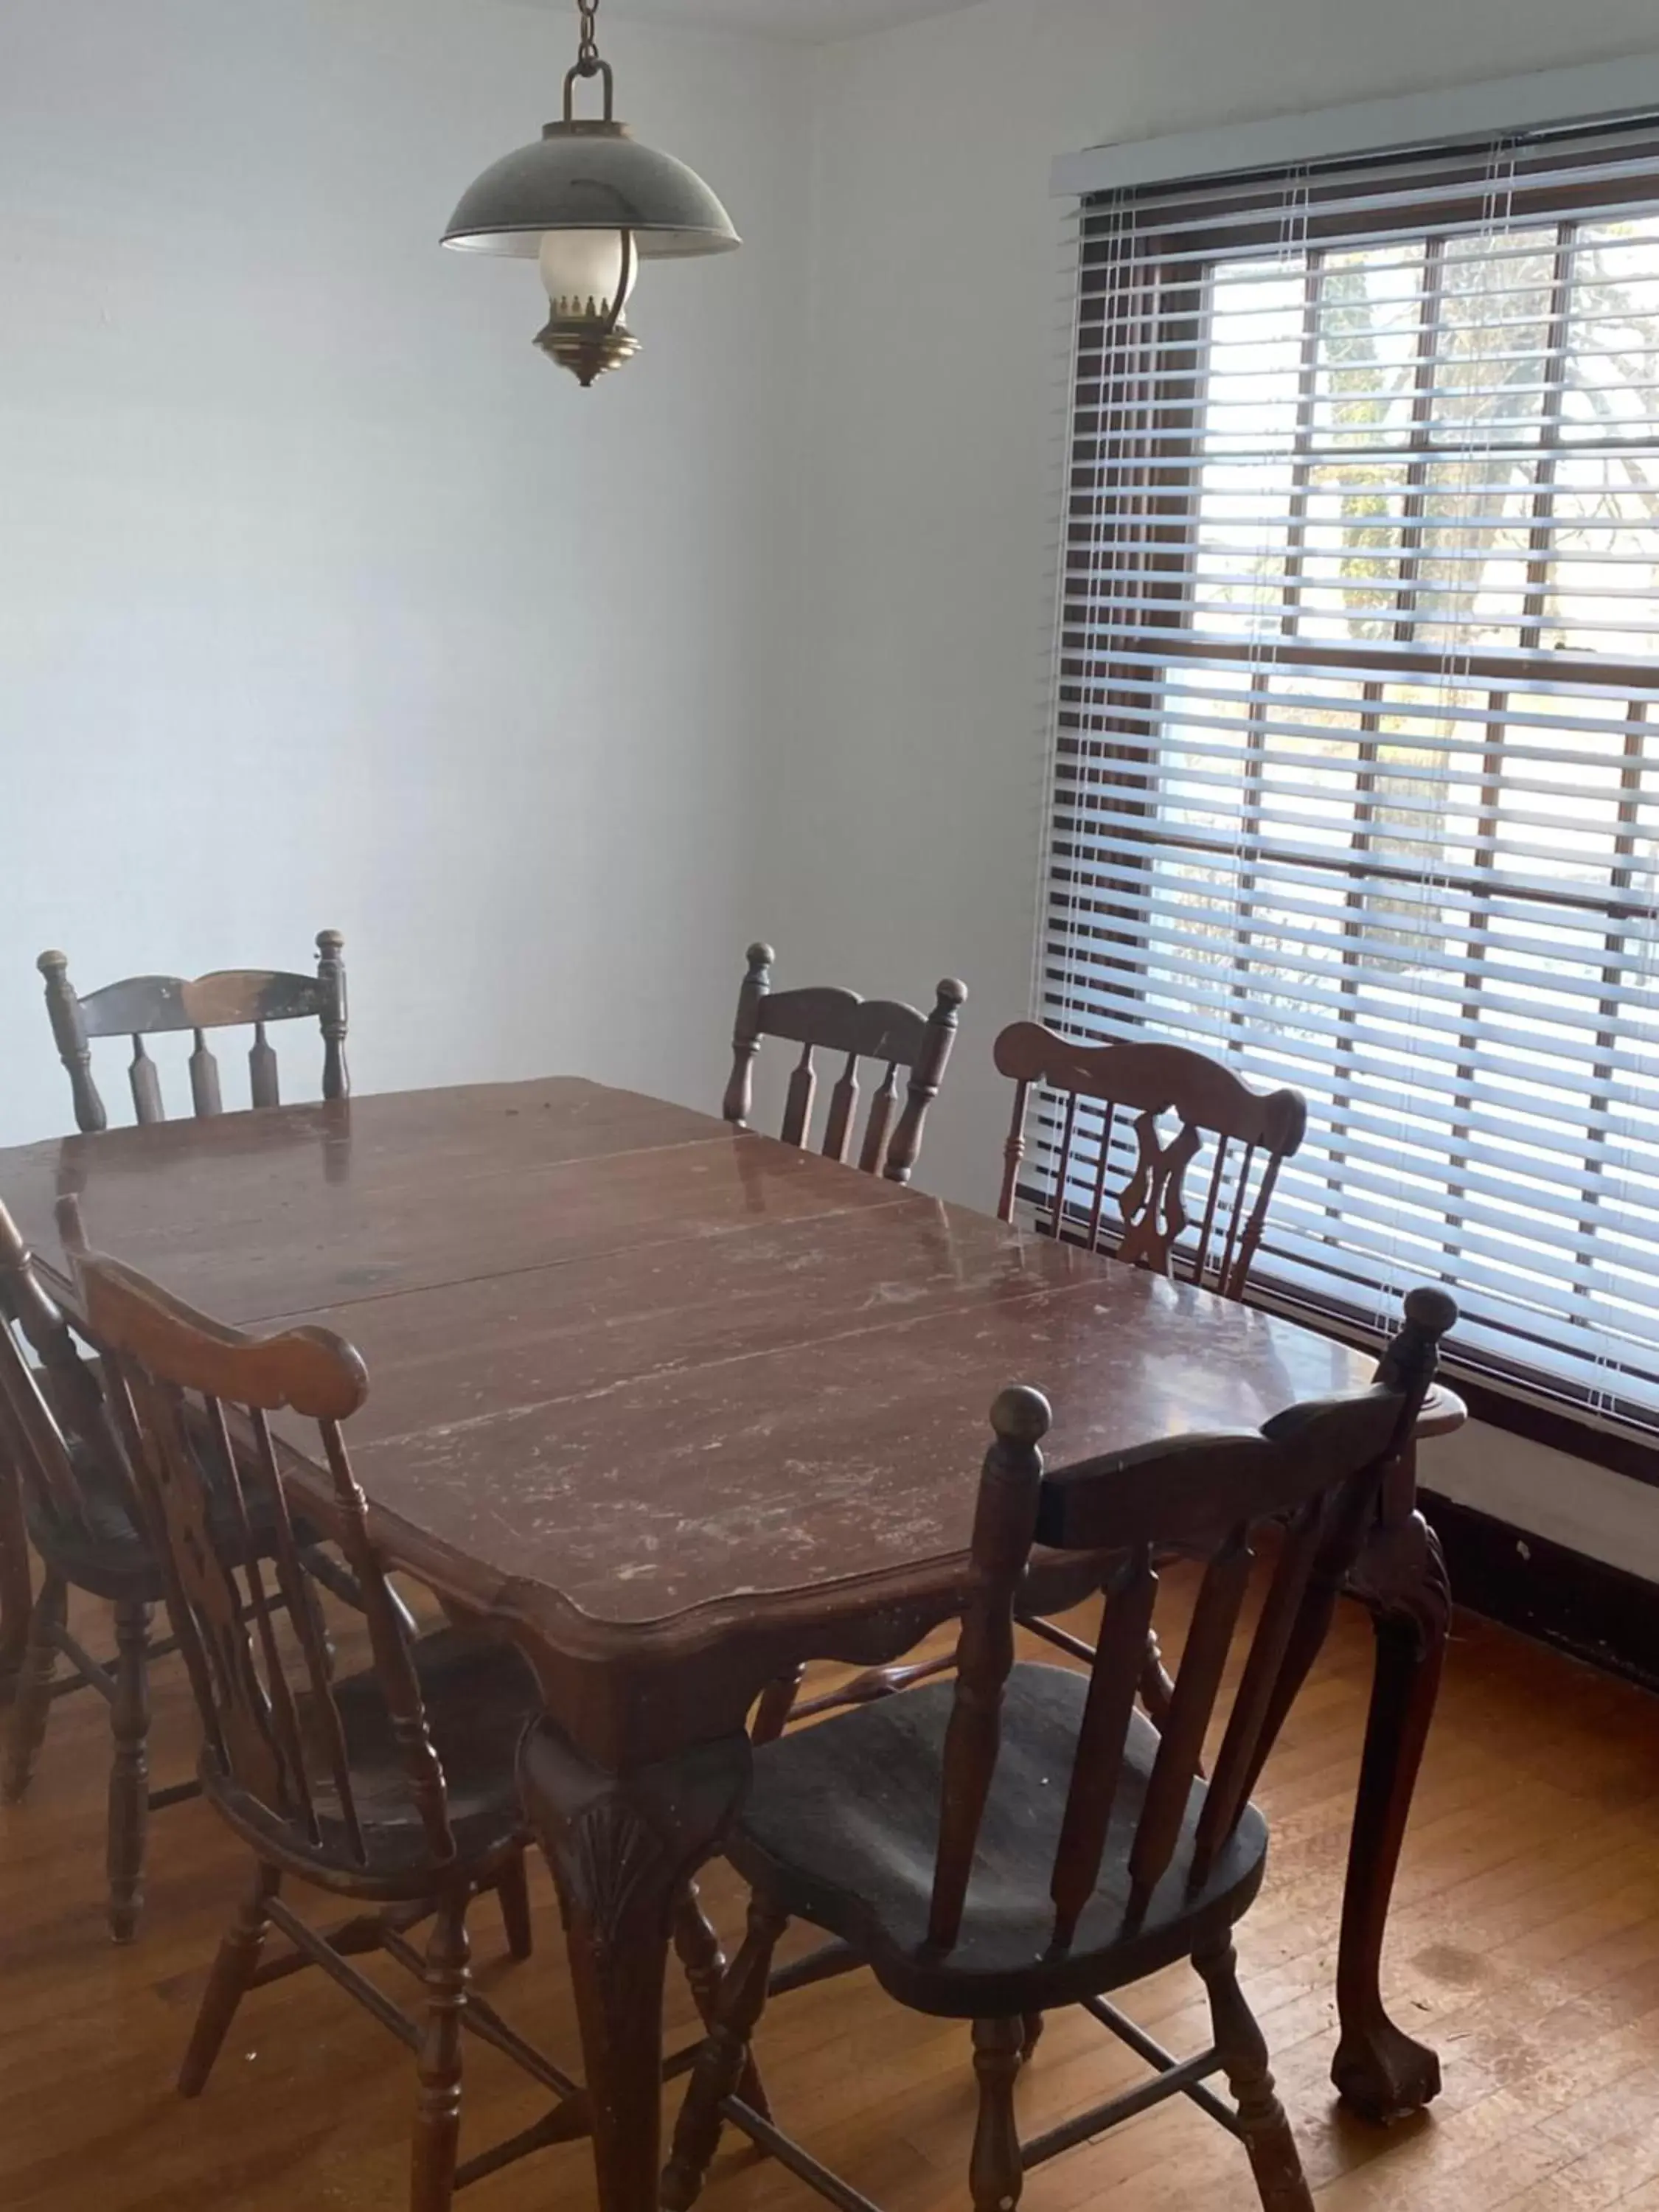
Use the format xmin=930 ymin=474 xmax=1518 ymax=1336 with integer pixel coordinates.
xmin=4 ymin=1572 xmax=1659 ymax=2212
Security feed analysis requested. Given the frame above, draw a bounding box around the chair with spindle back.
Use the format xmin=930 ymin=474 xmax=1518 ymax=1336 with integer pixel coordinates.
xmin=0 ymin=1189 xmax=417 ymax=1945
xmin=730 ymin=938 xmax=967 ymax=1744
xmin=0 ymin=1192 xmax=291 ymax=1940
xmin=72 ymin=1248 xmax=582 ymax=2212
xmin=38 ymin=930 xmax=349 ymax=1133
xmin=663 ymin=1288 xmax=1455 ymax=2212
xmin=723 ymin=942 xmax=966 ymax=1186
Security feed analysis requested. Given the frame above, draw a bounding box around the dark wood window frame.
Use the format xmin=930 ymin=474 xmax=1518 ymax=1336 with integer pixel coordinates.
xmin=1048 ymin=123 xmax=1659 ymax=1484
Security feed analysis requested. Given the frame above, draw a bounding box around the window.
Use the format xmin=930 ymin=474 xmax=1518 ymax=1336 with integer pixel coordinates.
xmin=1050 ymin=122 xmax=1659 ymax=1427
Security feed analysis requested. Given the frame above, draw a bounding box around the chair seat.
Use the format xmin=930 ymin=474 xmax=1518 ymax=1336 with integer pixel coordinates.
xmin=728 ymin=1664 xmax=1268 ymax=2018
xmin=26 ymin=1435 xmax=322 ymax=1601
xmin=212 ymin=1627 xmax=541 ymax=1890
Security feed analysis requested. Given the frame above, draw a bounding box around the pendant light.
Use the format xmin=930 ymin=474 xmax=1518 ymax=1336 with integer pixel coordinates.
xmin=441 ymin=0 xmax=740 ymax=387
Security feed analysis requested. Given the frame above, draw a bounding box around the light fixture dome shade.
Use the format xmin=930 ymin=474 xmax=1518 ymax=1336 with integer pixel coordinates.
xmin=441 ymin=123 xmax=740 ymax=259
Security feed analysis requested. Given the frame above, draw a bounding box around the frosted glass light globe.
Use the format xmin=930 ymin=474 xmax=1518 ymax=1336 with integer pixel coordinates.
xmin=538 ymin=229 xmax=637 ymax=320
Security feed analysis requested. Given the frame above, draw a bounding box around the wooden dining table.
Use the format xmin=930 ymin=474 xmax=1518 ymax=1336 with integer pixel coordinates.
xmin=0 ymin=1076 xmax=1457 ymax=2207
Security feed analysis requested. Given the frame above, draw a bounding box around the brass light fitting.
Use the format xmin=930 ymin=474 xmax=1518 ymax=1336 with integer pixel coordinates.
xmin=440 ymin=0 xmax=740 ymax=386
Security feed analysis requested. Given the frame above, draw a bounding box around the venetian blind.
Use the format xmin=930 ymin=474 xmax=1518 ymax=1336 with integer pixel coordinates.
xmin=1049 ymin=119 xmax=1659 ymax=1426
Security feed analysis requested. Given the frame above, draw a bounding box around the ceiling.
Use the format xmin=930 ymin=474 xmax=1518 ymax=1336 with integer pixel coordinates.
xmin=547 ymin=0 xmax=987 ymax=44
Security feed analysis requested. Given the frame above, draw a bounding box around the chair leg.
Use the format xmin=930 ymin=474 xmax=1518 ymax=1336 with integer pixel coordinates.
xmin=672 ymin=1881 xmax=726 ymax=2025
xmin=1139 ymin=1627 xmax=1176 ymax=1728
xmin=411 ymin=1887 xmax=470 ymax=2212
xmin=749 ymin=1669 xmax=803 ymax=1746
xmin=299 ymin=1569 xmax=336 ymax=1680
xmin=106 ymin=1597 xmax=152 ymax=1942
xmin=180 ymin=1863 xmax=280 ymax=2095
xmin=1195 ymin=1938 xmax=1314 ymax=2212
xmin=296 ymin=1541 xmax=417 ymax=1649
xmin=661 ymin=1893 xmax=789 ymax=2212
xmin=3 ymin=1571 xmax=65 ymax=1805
xmin=1020 ymin=2012 xmax=1043 ymax=2061
xmin=969 ymin=2018 xmax=1026 ymax=2212
xmin=495 ymin=1846 xmax=534 ymax=1961
xmin=673 ymin=1882 xmax=771 ymax=2121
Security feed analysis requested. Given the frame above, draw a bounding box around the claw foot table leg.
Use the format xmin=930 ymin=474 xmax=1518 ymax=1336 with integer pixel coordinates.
xmin=520 ymin=1719 xmax=751 ymax=2212
xmin=1334 ymin=1504 xmax=1450 ymax=2123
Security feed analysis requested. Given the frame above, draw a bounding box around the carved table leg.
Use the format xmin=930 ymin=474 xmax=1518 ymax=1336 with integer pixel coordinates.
xmin=1333 ymin=1503 xmax=1450 ymax=2123
xmin=519 ymin=1719 xmax=751 ymax=2212
xmin=0 ymin=1446 xmax=32 ymax=1711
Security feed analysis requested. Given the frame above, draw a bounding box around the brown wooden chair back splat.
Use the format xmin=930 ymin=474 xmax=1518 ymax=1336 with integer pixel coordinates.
xmin=664 ymin=1287 xmax=1455 ymax=2212
xmin=723 ymin=942 xmax=966 ymax=1186
xmin=993 ymin=1023 xmax=1306 ymax=1300
xmin=72 ymin=1249 xmax=582 ymax=2211
xmin=987 ymin=1026 xmax=1307 ymax=1721
xmin=38 ymin=930 xmax=349 ymax=1133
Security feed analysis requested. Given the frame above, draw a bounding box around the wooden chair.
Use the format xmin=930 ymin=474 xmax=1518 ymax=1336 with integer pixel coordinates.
xmin=663 ymin=1288 xmax=1455 ymax=2212
xmin=723 ymin=942 xmax=965 ymax=1187
xmin=71 ymin=1247 xmax=585 ymax=2211
xmin=0 ymin=1194 xmax=252 ymax=1939
xmin=995 ymin=1023 xmax=1310 ymax=1706
xmin=730 ymin=940 xmax=966 ymax=1745
xmin=0 ymin=1191 xmax=415 ymax=1940
xmin=777 ymin=1025 xmax=1307 ymax=1735
xmin=38 ymin=930 xmax=349 ymax=1133
xmin=994 ymin=1023 xmax=1307 ymax=1293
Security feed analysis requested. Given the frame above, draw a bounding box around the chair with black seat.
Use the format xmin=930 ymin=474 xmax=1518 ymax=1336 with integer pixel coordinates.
xmin=0 ymin=1193 xmax=392 ymax=1942
xmin=72 ymin=1246 xmax=585 ymax=2212
xmin=0 ymin=1193 xmax=299 ymax=1941
xmin=726 ymin=941 xmax=967 ymax=1746
xmin=662 ymin=1287 xmax=1454 ymax=2212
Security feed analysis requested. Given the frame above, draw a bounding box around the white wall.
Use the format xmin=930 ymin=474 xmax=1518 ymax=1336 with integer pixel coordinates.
xmin=766 ymin=0 xmax=1659 ymax=1559
xmin=0 ymin=0 xmax=808 ymax=1139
